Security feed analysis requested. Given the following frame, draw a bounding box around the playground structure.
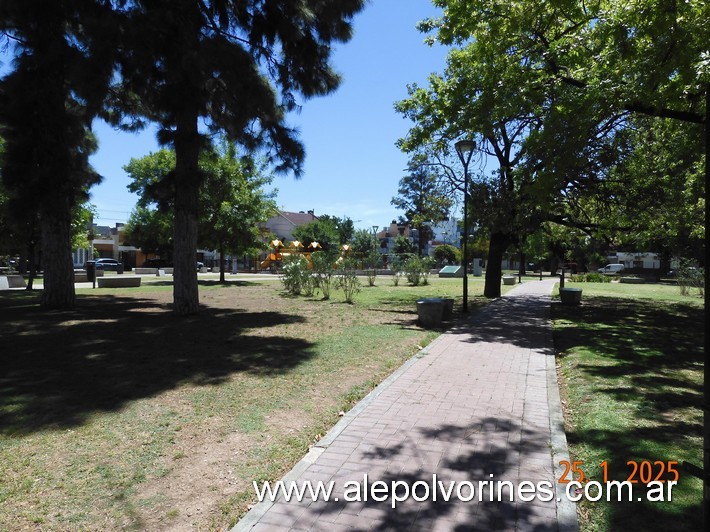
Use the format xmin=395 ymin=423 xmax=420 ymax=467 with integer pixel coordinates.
xmin=260 ymin=239 xmax=348 ymax=270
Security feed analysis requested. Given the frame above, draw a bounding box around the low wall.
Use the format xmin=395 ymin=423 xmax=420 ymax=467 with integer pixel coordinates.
xmin=0 ymin=275 xmax=26 ymax=289
xmin=619 ymin=276 xmax=645 ymax=284
xmin=134 ymin=267 xmax=158 ymax=275
xmin=97 ymin=277 xmax=142 ymax=288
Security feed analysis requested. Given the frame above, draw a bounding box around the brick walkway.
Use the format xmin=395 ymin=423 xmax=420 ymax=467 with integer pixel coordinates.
xmin=235 ymin=278 xmax=577 ymax=531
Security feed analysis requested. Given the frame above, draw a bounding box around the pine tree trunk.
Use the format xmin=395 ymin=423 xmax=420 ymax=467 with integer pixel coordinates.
xmin=40 ymin=199 xmax=75 ymax=309
xmin=219 ymin=241 xmax=226 ymax=283
xmin=483 ymin=232 xmax=512 ymax=298
xmin=172 ymin=111 xmax=201 ymax=316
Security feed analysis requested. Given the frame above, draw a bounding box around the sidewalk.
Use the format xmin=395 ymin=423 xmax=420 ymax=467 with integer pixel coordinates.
xmin=235 ymin=278 xmax=578 ymax=531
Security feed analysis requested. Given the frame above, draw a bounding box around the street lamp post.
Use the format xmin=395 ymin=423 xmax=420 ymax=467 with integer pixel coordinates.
xmin=455 ymin=139 xmax=475 ymax=312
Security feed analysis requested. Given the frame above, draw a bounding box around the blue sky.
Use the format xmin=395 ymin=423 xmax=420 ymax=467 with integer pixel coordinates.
xmin=83 ymin=0 xmax=451 ymax=230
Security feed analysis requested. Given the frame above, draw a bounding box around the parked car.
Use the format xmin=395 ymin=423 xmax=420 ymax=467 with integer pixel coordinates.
xmin=598 ymin=263 xmax=625 ymax=274
xmin=93 ymin=258 xmax=122 ymax=271
xmin=196 ymin=261 xmax=205 ymax=271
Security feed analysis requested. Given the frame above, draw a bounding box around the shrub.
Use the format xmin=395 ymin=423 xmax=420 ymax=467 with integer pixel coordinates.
xmin=335 ymin=258 xmax=361 ymax=303
xmin=404 ymin=255 xmax=434 ymax=286
xmin=677 ymin=263 xmax=704 ymax=297
xmin=365 ymin=250 xmax=381 ymax=287
xmin=389 ymin=255 xmax=405 ymax=286
xmin=281 ymin=254 xmax=316 ymax=296
xmin=310 ymin=251 xmax=336 ymax=300
xmin=570 ymin=272 xmax=611 ymax=283
xmin=433 ymin=244 xmax=460 ymax=266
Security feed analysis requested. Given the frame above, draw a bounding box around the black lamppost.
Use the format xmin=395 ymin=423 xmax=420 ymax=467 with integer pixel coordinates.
xmin=455 ymin=139 xmax=475 ymax=312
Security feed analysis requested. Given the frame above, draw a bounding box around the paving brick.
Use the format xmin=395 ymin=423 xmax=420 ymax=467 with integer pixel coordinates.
xmin=234 ymin=279 xmax=577 ymax=532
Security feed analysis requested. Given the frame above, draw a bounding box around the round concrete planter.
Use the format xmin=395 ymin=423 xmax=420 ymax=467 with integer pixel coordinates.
xmin=416 ymin=298 xmax=445 ymax=327
xmin=559 ymin=287 xmax=582 ymax=305
xmin=502 ymin=275 xmax=516 ymax=286
xmin=441 ymin=298 xmax=454 ymax=320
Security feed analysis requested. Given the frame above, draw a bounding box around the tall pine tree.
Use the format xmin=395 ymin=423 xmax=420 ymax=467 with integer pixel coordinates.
xmin=111 ymin=0 xmax=365 ymax=315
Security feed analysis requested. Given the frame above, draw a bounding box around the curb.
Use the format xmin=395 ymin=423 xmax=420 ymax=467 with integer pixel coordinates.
xmin=231 ymin=342 xmax=436 ymax=531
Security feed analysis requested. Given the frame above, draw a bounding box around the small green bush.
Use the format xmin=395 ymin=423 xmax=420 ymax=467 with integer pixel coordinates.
xmin=336 ymin=258 xmax=361 ymax=303
xmin=433 ymin=244 xmax=460 ymax=266
xmin=365 ymin=250 xmax=381 ymax=287
xmin=389 ymin=255 xmax=405 ymax=286
xmin=311 ymin=251 xmax=336 ymax=300
xmin=403 ymin=255 xmax=435 ymax=286
xmin=677 ymin=263 xmax=704 ymax=297
xmin=570 ymin=272 xmax=611 ymax=283
xmin=281 ymin=254 xmax=316 ymax=296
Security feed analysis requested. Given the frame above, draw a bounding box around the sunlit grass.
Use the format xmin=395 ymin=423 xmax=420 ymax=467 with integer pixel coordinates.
xmin=553 ymin=282 xmax=703 ymax=531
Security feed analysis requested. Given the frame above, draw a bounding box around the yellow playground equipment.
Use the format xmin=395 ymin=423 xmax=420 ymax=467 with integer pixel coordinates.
xmin=259 ymin=240 xmax=326 ymax=270
xmin=259 ymin=241 xmax=350 ymax=270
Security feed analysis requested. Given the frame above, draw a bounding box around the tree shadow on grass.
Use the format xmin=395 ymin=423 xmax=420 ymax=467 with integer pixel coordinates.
xmin=0 ymin=292 xmax=314 ymax=435
xmin=553 ymin=295 xmax=704 ymax=531
xmin=143 ymin=279 xmax=260 ymax=287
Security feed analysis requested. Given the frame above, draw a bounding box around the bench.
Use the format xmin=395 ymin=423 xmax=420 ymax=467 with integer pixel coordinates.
xmin=619 ymin=276 xmax=645 ymax=284
xmin=0 ymin=275 xmax=26 ymax=289
xmin=134 ymin=267 xmax=158 ymax=275
xmin=97 ymin=277 xmax=141 ymax=288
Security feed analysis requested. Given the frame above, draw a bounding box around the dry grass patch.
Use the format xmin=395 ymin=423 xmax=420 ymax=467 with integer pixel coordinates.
xmin=1 ymin=278 xmax=466 ymax=530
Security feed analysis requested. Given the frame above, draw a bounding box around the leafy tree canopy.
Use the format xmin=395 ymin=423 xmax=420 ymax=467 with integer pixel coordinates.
xmin=292 ymin=217 xmax=340 ymax=251
xmin=396 ymin=0 xmax=707 ymax=295
xmin=123 ymin=142 xmax=278 ymax=271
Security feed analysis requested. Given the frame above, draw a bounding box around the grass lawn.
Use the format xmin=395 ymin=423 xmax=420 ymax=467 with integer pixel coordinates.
xmin=552 ymin=281 xmax=704 ymax=531
xmin=1 ymin=274 xmax=505 ymax=530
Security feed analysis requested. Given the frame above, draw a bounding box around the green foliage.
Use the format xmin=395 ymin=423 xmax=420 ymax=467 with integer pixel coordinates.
xmin=317 ymin=215 xmax=355 ymax=245
xmin=350 ymin=228 xmax=378 ymax=254
xmin=292 ymin=218 xmax=340 ymax=251
xmin=433 ymin=244 xmax=460 ymax=266
xmin=602 ymin=116 xmax=705 ymax=262
xmin=124 ymin=149 xmax=176 ymax=210
xmin=123 ymin=143 xmax=277 ymax=263
xmin=391 ymin=235 xmax=416 ymax=255
xmin=70 ymin=202 xmax=97 ymax=250
xmin=198 ymin=144 xmax=278 ymax=260
xmin=570 ymin=273 xmax=611 ymax=283
xmin=335 ymin=258 xmax=361 ymax=304
xmin=364 ymin=250 xmax=381 ymax=287
xmin=391 ymin=157 xmax=453 ymax=255
xmin=110 ymin=0 xmax=366 ymax=314
xmin=676 ymin=262 xmax=704 ymax=298
xmin=310 ymin=251 xmax=337 ymax=300
xmin=1 ymin=3 xmax=115 ymax=308
xmin=404 ymin=255 xmax=435 ymax=286
xmin=124 ymin=205 xmax=173 ymax=258
xmin=281 ymin=255 xmax=316 ymax=297
xmin=389 ymin=255 xmax=406 ymax=286
xmin=397 ymin=0 xmax=708 ymax=297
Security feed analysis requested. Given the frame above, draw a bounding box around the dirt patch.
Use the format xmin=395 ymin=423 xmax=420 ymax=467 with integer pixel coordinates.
xmin=1 ymin=280 xmax=433 ymax=531
xmin=134 ymin=416 xmax=250 ymax=531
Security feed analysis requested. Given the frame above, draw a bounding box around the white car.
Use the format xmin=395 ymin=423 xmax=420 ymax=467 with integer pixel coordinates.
xmin=598 ymin=264 xmax=625 ymax=274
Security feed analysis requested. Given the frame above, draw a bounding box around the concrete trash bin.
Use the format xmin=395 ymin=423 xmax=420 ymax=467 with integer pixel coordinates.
xmin=85 ymin=260 xmax=96 ymax=282
xmin=560 ymin=287 xmax=582 ymax=305
xmin=416 ymin=298 xmax=445 ymax=327
xmin=441 ymin=298 xmax=454 ymax=320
